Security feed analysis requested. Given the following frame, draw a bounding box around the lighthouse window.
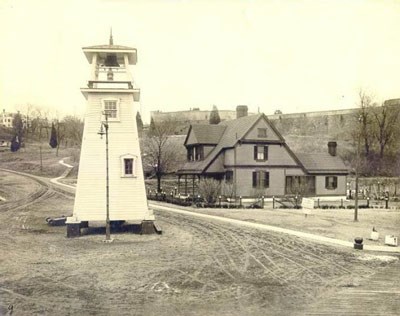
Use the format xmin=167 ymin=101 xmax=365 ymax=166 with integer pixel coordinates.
xmin=102 ymin=99 xmax=120 ymax=121
xmin=120 ymin=154 xmax=137 ymax=177
xmin=124 ymin=158 xmax=133 ymax=175
xmin=104 ymin=100 xmax=117 ymax=118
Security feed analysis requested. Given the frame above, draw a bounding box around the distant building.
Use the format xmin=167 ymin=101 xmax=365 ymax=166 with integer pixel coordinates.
xmin=0 ymin=109 xmax=32 ymax=129
xmin=0 ymin=110 xmax=13 ymax=128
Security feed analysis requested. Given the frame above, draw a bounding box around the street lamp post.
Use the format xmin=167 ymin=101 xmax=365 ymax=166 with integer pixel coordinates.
xmin=354 ymin=115 xmax=362 ymax=222
xmin=98 ymin=112 xmax=111 ymax=241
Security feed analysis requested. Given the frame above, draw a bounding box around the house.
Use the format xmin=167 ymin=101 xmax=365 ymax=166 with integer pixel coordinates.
xmin=0 ymin=110 xmax=13 ymax=128
xmin=177 ymin=106 xmax=348 ymax=199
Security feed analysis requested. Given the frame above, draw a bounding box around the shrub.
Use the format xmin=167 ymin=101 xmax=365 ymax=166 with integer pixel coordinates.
xmin=197 ymin=178 xmax=221 ymax=205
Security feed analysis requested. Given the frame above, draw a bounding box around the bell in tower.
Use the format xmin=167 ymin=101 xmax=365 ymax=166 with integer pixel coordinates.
xmin=104 ymin=29 xmax=119 ymax=67
xmin=104 ymin=54 xmax=119 ymax=67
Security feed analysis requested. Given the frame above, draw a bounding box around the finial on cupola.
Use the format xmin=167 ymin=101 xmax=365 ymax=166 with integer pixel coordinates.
xmin=109 ymin=27 xmax=113 ymax=45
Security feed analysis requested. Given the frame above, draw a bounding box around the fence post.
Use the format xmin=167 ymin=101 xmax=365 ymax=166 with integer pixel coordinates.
xmin=261 ymin=196 xmax=264 ymax=209
xmin=239 ymin=196 xmax=242 ymax=208
xmin=317 ymin=198 xmax=320 ymax=208
xmin=219 ymin=195 xmax=221 ymax=208
xmin=272 ymin=196 xmax=275 ymax=209
xmin=341 ymin=199 xmax=343 ymax=208
xmin=367 ymin=197 xmax=370 ymax=208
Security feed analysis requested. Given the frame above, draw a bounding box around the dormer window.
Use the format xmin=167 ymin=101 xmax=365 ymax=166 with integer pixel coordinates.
xmin=102 ymin=99 xmax=120 ymax=121
xmin=187 ymin=145 xmax=204 ymax=161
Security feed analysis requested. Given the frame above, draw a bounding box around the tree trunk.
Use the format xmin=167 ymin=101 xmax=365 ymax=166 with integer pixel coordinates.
xmin=364 ymin=139 xmax=369 ymax=157
xmin=380 ymin=143 xmax=385 ymax=158
xmin=157 ymin=174 xmax=162 ymax=193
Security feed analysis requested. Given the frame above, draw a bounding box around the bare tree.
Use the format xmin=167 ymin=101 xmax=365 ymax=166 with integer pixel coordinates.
xmin=371 ymin=103 xmax=400 ymax=158
xmin=357 ymin=89 xmax=375 ymax=157
xmin=141 ymin=120 xmax=182 ymax=192
xmin=62 ymin=115 xmax=84 ymax=147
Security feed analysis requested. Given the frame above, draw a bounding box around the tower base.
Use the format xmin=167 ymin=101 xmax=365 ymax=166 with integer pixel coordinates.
xmin=67 ymin=222 xmax=81 ymax=238
xmin=66 ymin=219 xmax=158 ymax=237
xmin=141 ymin=220 xmax=156 ymax=234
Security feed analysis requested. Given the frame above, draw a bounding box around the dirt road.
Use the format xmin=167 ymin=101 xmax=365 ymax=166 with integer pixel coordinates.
xmin=0 ymin=170 xmax=397 ymax=315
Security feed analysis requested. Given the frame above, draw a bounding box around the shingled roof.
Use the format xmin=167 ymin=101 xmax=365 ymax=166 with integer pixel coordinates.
xmin=179 ymin=114 xmax=265 ymax=174
xmin=185 ymin=124 xmax=226 ymax=145
xmin=295 ymin=152 xmax=349 ymax=174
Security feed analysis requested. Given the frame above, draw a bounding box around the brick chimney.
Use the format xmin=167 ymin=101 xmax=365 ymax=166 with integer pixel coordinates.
xmin=236 ymin=105 xmax=248 ymax=119
xmin=328 ymin=141 xmax=337 ymax=156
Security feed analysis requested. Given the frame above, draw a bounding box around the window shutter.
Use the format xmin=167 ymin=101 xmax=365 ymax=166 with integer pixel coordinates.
xmin=254 ymin=146 xmax=257 ymax=160
xmin=325 ymin=177 xmax=329 ymax=189
xmin=333 ymin=177 xmax=338 ymax=189
xmin=264 ymin=146 xmax=268 ymax=160
xmin=264 ymin=172 xmax=269 ymax=188
xmin=252 ymin=171 xmax=257 ymax=187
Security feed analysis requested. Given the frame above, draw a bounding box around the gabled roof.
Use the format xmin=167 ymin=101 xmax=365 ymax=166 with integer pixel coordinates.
xmin=179 ymin=114 xmax=266 ymax=174
xmin=185 ymin=124 xmax=226 ymax=146
xmin=295 ymin=153 xmax=349 ymax=174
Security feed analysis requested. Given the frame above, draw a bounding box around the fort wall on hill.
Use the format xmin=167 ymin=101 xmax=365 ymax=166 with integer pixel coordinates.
xmin=150 ymin=99 xmax=399 ymax=157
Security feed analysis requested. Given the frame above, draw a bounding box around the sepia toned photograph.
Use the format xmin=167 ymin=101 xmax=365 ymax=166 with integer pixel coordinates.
xmin=0 ymin=0 xmax=399 ymax=315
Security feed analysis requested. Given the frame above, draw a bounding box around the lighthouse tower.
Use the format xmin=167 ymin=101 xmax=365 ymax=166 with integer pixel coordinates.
xmin=66 ymin=33 xmax=154 ymax=237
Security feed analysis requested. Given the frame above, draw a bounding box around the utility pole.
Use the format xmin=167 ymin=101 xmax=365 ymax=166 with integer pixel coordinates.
xmin=354 ymin=115 xmax=362 ymax=222
xmin=39 ymin=145 xmax=43 ymax=172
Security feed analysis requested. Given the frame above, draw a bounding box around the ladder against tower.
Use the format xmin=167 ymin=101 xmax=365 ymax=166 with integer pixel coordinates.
xmin=66 ymin=34 xmax=155 ymax=237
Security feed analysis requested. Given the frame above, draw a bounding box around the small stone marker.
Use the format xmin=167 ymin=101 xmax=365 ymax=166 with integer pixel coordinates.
xmin=384 ymin=235 xmax=398 ymax=247
xmin=301 ymin=198 xmax=314 ymax=217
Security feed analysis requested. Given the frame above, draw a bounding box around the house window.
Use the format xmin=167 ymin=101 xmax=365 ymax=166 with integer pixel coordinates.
xmin=252 ymin=171 xmax=269 ymax=188
xmin=120 ymin=154 xmax=137 ymax=177
xmin=285 ymin=176 xmax=316 ymax=195
xmin=195 ymin=146 xmax=204 ymax=161
xmin=187 ymin=145 xmax=204 ymax=161
xmin=258 ymin=128 xmax=267 ymax=137
xmin=225 ymin=171 xmax=233 ymax=183
xmin=325 ymin=176 xmax=337 ymax=190
xmin=254 ymin=146 xmax=268 ymax=161
xmin=102 ymin=99 xmax=120 ymax=121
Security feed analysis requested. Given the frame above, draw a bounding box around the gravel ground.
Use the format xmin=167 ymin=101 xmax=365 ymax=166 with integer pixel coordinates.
xmin=0 ymin=170 xmax=397 ymax=315
xmin=158 ymin=203 xmax=400 ymax=247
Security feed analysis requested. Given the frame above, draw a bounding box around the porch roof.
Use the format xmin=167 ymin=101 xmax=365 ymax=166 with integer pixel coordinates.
xmin=295 ymin=152 xmax=349 ymax=174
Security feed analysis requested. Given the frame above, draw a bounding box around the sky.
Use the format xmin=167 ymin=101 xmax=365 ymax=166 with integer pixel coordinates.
xmin=1 ymin=0 xmax=400 ymax=123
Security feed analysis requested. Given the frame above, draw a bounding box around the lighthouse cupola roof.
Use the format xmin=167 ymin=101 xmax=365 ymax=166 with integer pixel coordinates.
xmin=82 ymin=32 xmax=137 ymax=65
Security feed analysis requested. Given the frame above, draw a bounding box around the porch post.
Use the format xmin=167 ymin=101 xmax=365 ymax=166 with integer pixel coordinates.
xmin=185 ymin=175 xmax=188 ymax=195
xmin=178 ymin=175 xmax=181 ymax=194
xmin=192 ymin=175 xmax=195 ymax=197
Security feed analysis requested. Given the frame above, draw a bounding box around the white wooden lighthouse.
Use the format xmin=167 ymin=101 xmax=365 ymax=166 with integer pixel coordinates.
xmin=67 ymin=33 xmax=154 ymax=237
